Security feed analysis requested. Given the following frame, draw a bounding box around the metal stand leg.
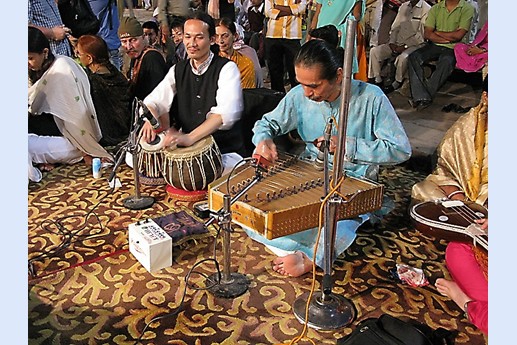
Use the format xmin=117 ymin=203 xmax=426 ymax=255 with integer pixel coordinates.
xmin=293 ymin=18 xmax=358 ymax=330
xmin=123 ymin=148 xmax=154 ymax=210
xmin=110 ymin=100 xmax=155 ymax=210
xmin=293 ymin=292 xmax=355 ymax=330
xmin=207 ymin=195 xmax=249 ymax=298
xmin=293 ymin=197 xmax=355 ymax=329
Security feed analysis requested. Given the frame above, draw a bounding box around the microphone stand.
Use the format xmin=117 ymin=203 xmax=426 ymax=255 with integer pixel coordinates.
xmin=109 ymin=99 xmax=155 ymax=210
xmin=293 ymin=18 xmax=357 ymax=330
xmin=204 ymin=164 xmax=264 ymax=298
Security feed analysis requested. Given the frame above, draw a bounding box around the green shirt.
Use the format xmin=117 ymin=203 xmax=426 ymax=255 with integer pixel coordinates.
xmin=425 ymin=0 xmax=474 ymax=49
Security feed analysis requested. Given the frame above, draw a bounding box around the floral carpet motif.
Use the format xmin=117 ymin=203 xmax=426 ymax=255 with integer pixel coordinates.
xmin=28 ymin=163 xmax=487 ymax=344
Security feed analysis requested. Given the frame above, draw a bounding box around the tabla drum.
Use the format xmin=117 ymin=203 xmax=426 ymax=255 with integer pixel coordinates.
xmin=162 ymin=136 xmax=223 ymax=193
xmin=137 ymin=133 xmax=167 ymax=185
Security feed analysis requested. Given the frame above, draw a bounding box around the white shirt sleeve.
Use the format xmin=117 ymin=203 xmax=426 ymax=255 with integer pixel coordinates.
xmin=210 ymin=61 xmax=243 ymax=130
xmin=143 ymin=65 xmax=177 ymax=117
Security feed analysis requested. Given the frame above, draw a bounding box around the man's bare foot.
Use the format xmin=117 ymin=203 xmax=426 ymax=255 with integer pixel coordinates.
xmin=37 ymin=163 xmax=55 ymax=172
xmin=435 ymin=278 xmax=472 ymax=312
xmin=272 ymin=251 xmax=313 ymax=277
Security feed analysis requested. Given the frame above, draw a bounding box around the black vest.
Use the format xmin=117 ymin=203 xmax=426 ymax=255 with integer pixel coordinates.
xmin=171 ymin=56 xmax=245 ymax=155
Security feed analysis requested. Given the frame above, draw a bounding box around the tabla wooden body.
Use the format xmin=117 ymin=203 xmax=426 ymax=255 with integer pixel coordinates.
xmin=162 ymin=136 xmax=223 ymax=192
xmin=137 ymin=133 xmax=167 ymax=186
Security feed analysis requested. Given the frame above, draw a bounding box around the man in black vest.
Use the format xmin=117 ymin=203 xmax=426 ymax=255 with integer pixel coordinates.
xmin=141 ymin=11 xmax=245 ymax=158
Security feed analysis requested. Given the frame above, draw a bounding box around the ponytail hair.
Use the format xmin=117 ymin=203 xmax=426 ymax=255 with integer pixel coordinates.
xmin=294 ymin=39 xmax=344 ymax=82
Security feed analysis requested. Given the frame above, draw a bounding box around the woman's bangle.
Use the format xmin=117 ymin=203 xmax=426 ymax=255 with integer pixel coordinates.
xmin=464 ymin=300 xmax=472 ymax=321
xmin=447 ymin=190 xmax=464 ymax=199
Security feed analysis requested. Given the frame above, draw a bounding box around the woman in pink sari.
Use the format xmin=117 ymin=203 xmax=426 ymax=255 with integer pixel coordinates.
xmin=454 ymin=21 xmax=488 ymax=73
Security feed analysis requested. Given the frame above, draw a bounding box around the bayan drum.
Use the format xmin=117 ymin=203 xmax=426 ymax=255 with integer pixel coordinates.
xmin=162 ymin=136 xmax=223 ymax=200
xmin=137 ymin=133 xmax=167 ymax=185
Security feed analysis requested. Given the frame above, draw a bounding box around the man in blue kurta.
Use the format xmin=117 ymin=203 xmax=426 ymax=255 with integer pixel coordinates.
xmin=249 ymin=39 xmax=411 ymax=277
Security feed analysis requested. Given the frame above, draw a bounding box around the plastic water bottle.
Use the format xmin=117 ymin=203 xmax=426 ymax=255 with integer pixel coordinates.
xmin=92 ymin=158 xmax=102 ymax=179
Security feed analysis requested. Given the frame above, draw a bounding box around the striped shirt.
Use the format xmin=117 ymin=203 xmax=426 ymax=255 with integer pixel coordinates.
xmin=265 ymin=0 xmax=307 ymax=39
xmin=28 ymin=0 xmax=72 ymax=56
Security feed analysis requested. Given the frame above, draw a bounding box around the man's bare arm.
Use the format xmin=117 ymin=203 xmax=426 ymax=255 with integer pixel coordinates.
xmin=274 ymin=5 xmax=293 ymax=17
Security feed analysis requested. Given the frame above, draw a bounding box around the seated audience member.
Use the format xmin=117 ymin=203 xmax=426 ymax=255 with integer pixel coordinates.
xmin=411 ymin=79 xmax=488 ymax=335
xmin=248 ymin=40 xmax=411 ymax=277
xmin=119 ymin=16 xmax=168 ymax=101
xmin=141 ymin=11 xmax=246 ymax=165
xmin=142 ymin=20 xmax=161 ymax=46
xmin=233 ymin=22 xmax=264 ymax=87
xmin=367 ymin=0 xmax=431 ymax=94
xmin=454 ymin=21 xmax=488 ymax=74
xmin=435 ymin=217 xmax=488 ymax=335
xmin=142 ymin=20 xmax=178 ymax=67
xmin=171 ymin=17 xmax=188 ymax=61
xmin=76 ymin=35 xmax=132 ymax=147
xmin=411 ymin=77 xmax=487 ymax=206
xmin=216 ymin=17 xmax=257 ymax=89
xmin=28 ymin=27 xmax=111 ymax=183
xmin=308 ymin=24 xmax=339 ymax=47
xmin=407 ymin=0 xmax=474 ymax=110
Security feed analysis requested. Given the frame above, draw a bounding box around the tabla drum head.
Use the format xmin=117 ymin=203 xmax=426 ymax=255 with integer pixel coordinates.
xmin=139 ymin=132 xmax=167 ymax=152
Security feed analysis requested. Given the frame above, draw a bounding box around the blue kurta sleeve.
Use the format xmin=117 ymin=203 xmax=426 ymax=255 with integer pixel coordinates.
xmin=346 ymin=82 xmax=412 ymax=166
xmin=251 ymin=91 xmax=300 ymax=145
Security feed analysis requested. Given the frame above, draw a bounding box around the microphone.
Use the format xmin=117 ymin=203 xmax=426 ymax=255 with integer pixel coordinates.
xmin=314 ymin=119 xmax=333 ymax=171
xmin=137 ymin=99 xmax=160 ymax=130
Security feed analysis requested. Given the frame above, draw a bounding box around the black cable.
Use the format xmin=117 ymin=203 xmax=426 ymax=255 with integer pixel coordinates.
xmin=132 ymin=222 xmax=224 ymax=344
xmin=225 ymin=157 xmax=256 ymax=194
xmin=28 ymin=162 xmax=121 ymax=278
xmin=132 ymin=161 xmax=255 ymax=344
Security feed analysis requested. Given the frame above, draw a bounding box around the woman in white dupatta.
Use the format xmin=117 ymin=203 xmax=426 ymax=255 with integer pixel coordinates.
xmin=28 ymin=27 xmax=111 ymax=182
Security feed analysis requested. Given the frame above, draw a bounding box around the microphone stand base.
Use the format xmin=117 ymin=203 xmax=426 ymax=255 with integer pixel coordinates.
xmin=206 ymin=272 xmax=249 ymax=299
xmin=123 ymin=196 xmax=155 ymax=210
xmin=293 ymin=291 xmax=355 ymax=330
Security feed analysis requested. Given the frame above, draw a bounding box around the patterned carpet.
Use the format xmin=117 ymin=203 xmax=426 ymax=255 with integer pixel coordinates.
xmin=28 ymin=162 xmax=487 ymax=345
